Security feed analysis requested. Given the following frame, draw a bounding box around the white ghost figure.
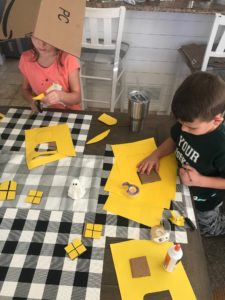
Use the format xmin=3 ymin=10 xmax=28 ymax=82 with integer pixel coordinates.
xmin=68 ymin=178 xmax=86 ymax=200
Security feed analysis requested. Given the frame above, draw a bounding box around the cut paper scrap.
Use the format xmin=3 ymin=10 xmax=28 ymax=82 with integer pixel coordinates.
xmin=103 ymin=138 xmax=177 ymax=227
xmin=25 ymin=190 xmax=43 ymax=204
xmin=86 ymin=129 xmax=110 ymax=144
xmin=0 ymin=180 xmax=17 ymax=201
xmin=64 ymin=239 xmax=87 ymax=260
xmin=0 ymin=112 xmax=5 ymax=121
xmin=25 ymin=123 xmax=76 ymax=170
xmin=32 ymin=93 xmax=45 ymax=100
xmin=110 ymin=240 xmax=196 ymax=300
xmin=98 ymin=113 xmax=117 ymax=125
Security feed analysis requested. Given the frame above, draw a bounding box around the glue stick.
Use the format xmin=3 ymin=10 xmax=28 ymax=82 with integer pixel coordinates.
xmin=163 ymin=243 xmax=183 ymax=272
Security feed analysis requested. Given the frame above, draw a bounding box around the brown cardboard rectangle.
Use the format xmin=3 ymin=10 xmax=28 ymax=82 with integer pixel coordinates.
xmin=34 ymin=0 xmax=86 ymax=57
xmin=137 ymin=169 xmax=161 ymax=184
xmin=129 ymin=256 xmax=150 ymax=278
xmin=0 ymin=0 xmax=41 ymax=40
xmin=0 ymin=0 xmax=85 ymax=57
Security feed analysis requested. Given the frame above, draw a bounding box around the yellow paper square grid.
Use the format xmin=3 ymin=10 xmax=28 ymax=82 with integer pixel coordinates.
xmin=64 ymin=239 xmax=87 ymax=260
xmin=0 ymin=180 xmax=17 ymax=201
xmin=83 ymin=224 xmax=103 ymax=239
xmin=25 ymin=190 xmax=43 ymax=204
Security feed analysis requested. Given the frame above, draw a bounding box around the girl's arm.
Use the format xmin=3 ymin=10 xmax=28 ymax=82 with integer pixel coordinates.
xmin=21 ymin=76 xmax=38 ymax=112
xmin=42 ymin=69 xmax=81 ymax=106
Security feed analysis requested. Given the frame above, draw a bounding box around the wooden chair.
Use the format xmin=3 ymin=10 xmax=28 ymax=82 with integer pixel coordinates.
xmin=80 ymin=6 xmax=129 ymax=112
xmin=168 ymin=13 xmax=225 ymax=114
xmin=179 ymin=13 xmax=225 ymax=73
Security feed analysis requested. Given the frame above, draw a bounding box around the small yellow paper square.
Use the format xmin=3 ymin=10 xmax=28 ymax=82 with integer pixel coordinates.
xmin=93 ymin=224 xmax=103 ymax=231
xmin=0 ymin=180 xmax=17 ymax=201
xmin=65 ymin=243 xmax=74 ymax=253
xmin=0 ymin=191 xmax=7 ymax=201
xmin=84 ymin=230 xmax=93 ymax=238
xmin=29 ymin=190 xmax=37 ymax=196
xmin=7 ymin=191 xmax=16 ymax=200
xmin=65 ymin=239 xmax=87 ymax=260
xmin=83 ymin=223 xmax=103 ymax=239
xmin=76 ymin=243 xmax=87 ymax=255
xmin=25 ymin=190 xmax=43 ymax=204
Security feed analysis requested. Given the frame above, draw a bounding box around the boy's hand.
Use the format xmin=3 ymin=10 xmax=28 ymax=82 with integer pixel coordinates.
xmin=179 ymin=164 xmax=202 ymax=186
xmin=137 ymin=152 xmax=159 ymax=175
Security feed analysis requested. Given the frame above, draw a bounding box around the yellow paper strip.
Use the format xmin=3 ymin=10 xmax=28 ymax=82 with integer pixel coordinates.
xmin=86 ymin=129 xmax=110 ymax=144
xmin=111 ymin=240 xmax=196 ymax=300
xmin=32 ymin=93 xmax=45 ymax=100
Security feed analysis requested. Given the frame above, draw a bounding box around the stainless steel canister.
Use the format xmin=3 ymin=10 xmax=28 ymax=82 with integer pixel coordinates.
xmin=128 ymin=90 xmax=150 ymax=132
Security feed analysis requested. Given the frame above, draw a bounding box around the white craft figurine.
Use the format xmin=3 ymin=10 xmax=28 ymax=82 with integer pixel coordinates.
xmin=68 ymin=178 xmax=86 ymax=200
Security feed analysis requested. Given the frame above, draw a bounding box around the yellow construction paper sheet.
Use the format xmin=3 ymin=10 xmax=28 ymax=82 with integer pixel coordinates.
xmin=25 ymin=123 xmax=76 ymax=170
xmin=110 ymin=240 xmax=196 ymax=300
xmin=106 ymin=192 xmax=163 ymax=226
xmin=103 ymin=138 xmax=177 ymax=227
xmin=86 ymin=129 xmax=110 ymax=144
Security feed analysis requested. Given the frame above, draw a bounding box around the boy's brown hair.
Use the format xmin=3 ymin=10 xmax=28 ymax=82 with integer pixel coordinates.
xmin=171 ymin=71 xmax=225 ymax=122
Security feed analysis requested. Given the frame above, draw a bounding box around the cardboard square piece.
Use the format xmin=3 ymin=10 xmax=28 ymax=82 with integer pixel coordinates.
xmin=129 ymin=256 xmax=150 ymax=278
xmin=144 ymin=290 xmax=172 ymax=300
xmin=137 ymin=169 xmax=161 ymax=184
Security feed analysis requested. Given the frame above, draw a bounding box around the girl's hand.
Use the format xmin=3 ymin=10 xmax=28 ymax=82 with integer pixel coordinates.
xmin=137 ymin=151 xmax=160 ymax=175
xmin=179 ymin=164 xmax=203 ymax=186
xmin=42 ymin=90 xmax=63 ymax=106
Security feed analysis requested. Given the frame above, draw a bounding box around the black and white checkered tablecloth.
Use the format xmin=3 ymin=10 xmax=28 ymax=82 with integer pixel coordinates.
xmin=0 ymin=153 xmax=103 ymax=213
xmin=0 ymin=108 xmax=92 ymax=153
xmin=0 ymin=208 xmax=105 ymax=300
xmin=95 ymin=145 xmax=197 ymax=244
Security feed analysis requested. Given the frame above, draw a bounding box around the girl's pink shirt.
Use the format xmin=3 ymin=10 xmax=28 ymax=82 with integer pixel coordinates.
xmin=19 ymin=50 xmax=81 ymax=110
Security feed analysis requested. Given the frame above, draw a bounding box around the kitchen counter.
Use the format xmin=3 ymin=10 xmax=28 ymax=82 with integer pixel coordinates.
xmin=87 ymin=0 xmax=225 ymax=14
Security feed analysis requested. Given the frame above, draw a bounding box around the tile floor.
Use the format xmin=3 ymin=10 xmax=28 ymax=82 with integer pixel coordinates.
xmin=1 ymin=58 xmax=225 ymax=294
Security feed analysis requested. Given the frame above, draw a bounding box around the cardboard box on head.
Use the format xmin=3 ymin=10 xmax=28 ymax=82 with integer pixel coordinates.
xmin=0 ymin=0 xmax=86 ymax=57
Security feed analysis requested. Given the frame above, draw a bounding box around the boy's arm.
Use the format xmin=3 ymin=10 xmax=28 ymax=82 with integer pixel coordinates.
xmin=137 ymin=137 xmax=176 ymax=174
xmin=155 ymin=137 xmax=176 ymax=158
xmin=180 ymin=164 xmax=225 ymax=189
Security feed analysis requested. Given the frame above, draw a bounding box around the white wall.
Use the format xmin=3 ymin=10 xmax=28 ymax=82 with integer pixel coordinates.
xmin=84 ymin=11 xmax=214 ymax=113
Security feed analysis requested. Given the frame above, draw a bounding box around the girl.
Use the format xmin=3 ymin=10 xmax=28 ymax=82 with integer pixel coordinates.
xmin=19 ymin=35 xmax=81 ymax=112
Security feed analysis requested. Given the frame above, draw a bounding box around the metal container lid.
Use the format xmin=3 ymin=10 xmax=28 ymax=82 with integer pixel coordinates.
xmin=128 ymin=90 xmax=149 ymax=102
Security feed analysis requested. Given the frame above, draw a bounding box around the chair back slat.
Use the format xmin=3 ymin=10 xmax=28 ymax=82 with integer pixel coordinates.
xmin=216 ymin=31 xmax=225 ymax=54
xmin=89 ymin=18 xmax=98 ymax=45
xmin=82 ymin=7 xmax=125 ymax=52
xmin=202 ymin=14 xmax=225 ymax=70
xmin=104 ymin=18 xmax=112 ymax=45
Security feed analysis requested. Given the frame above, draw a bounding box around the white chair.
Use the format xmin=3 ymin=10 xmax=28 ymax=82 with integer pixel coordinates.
xmin=80 ymin=6 xmax=129 ymax=112
xmin=179 ymin=13 xmax=225 ymax=73
xmin=169 ymin=13 xmax=225 ymax=114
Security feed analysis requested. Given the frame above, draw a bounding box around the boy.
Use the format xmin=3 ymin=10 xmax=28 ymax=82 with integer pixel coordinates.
xmin=137 ymin=71 xmax=225 ymax=237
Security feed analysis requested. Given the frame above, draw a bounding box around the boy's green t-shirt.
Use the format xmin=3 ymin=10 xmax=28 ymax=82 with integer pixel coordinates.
xmin=171 ymin=122 xmax=225 ymax=211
